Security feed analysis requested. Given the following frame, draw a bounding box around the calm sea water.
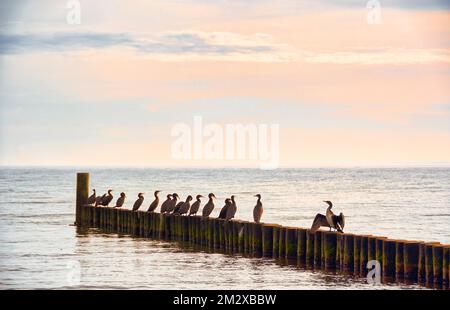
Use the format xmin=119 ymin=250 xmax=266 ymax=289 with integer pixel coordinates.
xmin=0 ymin=167 xmax=449 ymax=289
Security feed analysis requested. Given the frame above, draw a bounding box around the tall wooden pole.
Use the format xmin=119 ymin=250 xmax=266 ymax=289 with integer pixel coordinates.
xmin=75 ymin=172 xmax=89 ymax=226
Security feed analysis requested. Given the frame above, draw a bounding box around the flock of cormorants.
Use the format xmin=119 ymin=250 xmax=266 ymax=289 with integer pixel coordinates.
xmin=86 ymin=189 xmax=344 ymax=231
xmin=86 ymin=189 xmax=265 ymax=223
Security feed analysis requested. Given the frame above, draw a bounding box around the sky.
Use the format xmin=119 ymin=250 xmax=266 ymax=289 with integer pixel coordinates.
xmin=0 ymin=0 xmax=449 ymax=167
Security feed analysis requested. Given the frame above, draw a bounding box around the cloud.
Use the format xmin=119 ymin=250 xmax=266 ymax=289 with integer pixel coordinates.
xmin=303 ymin=48 xmax=450 ymax=65
xmin=2 ymin=31 xmax=449 ymax=65
xmin=0 ymin=31 xmax=291 ymax=62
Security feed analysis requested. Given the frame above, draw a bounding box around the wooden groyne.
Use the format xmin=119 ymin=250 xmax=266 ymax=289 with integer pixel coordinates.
xmin=75 ymin=173 xmax=449 ymax=289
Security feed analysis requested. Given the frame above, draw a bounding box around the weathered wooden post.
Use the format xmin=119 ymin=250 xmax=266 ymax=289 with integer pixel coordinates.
xmin=395 ymin=240 xmax=405 ymax=280
xmin=306 ymin=230 xmax=315 ymax=268
xmin=418 ymin=242 xmax=426 ymax=283
xmin=297 ymin=228 xmax=307 ymax=265
xmin=272 ymin=225 xmax=281 ymax=258
xmin=209 ymin=217 xmax=215 ymax=248
xmin=285 ymin=227 xmax=298 ymax=260
xmin=343 ymin=233 xmax=354 ymax=273
xmin=237 ymin=221 xmax=245 ymax=253
xmin=443 ymin=246 xmax=450 ymax=288
xmin=382 ymin=239 xmax=396 ymax=281
xmin=359 ymin=235 xmax=369 ymax=277
xmin=278 ymin=227 xmax=286 ymax=259
xmin=75 ymin=173 xmax=89 ymax=226
xmin=213 ymin=218 xmax=221 ymax=250
xmin=424 ymin=242 xmax=439 ymax=285
xmin=262 ymin=224 xmax=275 ymax=257
xmin=403 ymin=241 xmax=420 ymax=282
xmin=353 ymin=235 xmax=361 ymax=275
xmin=432 ymin=244 xmax=444 ymax=285
xmin=253 ymin=223 xmax=263 ymax=257
xmin=314 ymin=231 xmax=322 ymax=269
xmin=323 ymin=231 xmax=337 ymax=271
xmin=376 ymin=237 xmax=387 ymax=268
xmin=367 ymin=236 xmax=377 ymax=263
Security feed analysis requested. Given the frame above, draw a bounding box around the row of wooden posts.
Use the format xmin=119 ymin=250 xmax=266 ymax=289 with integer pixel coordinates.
xmin=75 ymin=173 xmax=449 ymax=289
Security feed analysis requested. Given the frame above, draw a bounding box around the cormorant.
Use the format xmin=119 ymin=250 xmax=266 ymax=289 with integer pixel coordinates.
xmin=225 ymin=195 xmax=237 ymax=220
xmin=310 ymin=201 xmax=345 ymax=233
xmin=160 ymin=194 xmax=172 ymax=213
xmin=172 ymin=199 xmax=184 ymax=215
xmin=101 ymin=189 xmax=113 ymax=206
xmin=189 ymin=195 xmax=204 ymax=216
xmin=179 ymin=195 xmax=193 ymax=215
xmin=87 ymin=189 xmax=96 ymax=205
xmin=253 ymin=194 xmax=263 ymax=223
xmin=132 ymin=193 xmax=144 ymax=211
xmin=147 ymin=190 xmax=161 ymax=212
xmin=114 ymin=192 xmax=126 ymax=208
xmin=218 ymin=198 xmax=231 ymax=219
xmin=95 ymin=194 xmax=106 ymax=207
xmin=166 ymin=193 xmax=179 ymax=213
xmin=201 ymin=193 xmax=216 ymax=217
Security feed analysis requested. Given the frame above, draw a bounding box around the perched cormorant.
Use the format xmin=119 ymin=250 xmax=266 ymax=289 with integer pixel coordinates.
xmin=114 ymin=192 xmax=126 ymax=208
xmin=147 ymin=190 xmax=161 ymax=212
xmin=166 ymin=193 xmax=179 ymax=213
xmin=253 ymin=194 xmax=263 ymax=223
xmin=310 ymin=201 xmax=345 ymax=233
xmin=160 ymin=194 xmax=172 ymax=213
xmin=179 ymin=195 xmax=193 ymax=215
xmin=87 ymin=189 xmax=96 ymax=205
xmin=95 ymin=194 xmax=106 ymax=207
xmin=132 ymin=193 xmax=145 ymax=211
xmin=225 ymin=195 xmax=237 ymax=220
xmin=189 ymin=195 xmax=204 ymax=216
xmin=101 ymin=189 xmax=113 ymax=206
xmin=218 ymin=198 xmax=231 ymax=219
xmin=172 ymin=199 xmax=184 ymax=215
xmin=201 ymin=193 xmax=216 ymax=217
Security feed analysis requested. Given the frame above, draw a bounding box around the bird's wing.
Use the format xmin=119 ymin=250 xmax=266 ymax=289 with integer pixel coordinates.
xmin=339 ymin=213 xmax=345 ymax=230
xmin=311 ymin=213 xmax=328 ymax=233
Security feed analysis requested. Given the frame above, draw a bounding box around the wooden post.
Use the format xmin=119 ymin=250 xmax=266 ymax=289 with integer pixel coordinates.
xmin=297 ymin=228 xmax=307 ymax=265
xmin=432 ymin=244 xmax=444 ymax=285
xmin=213 ymin=218 xmax=221 ymax=250
xmin=75 ymin=173 xmax=89 ymax=226
xmin=323 ymin=231 xmax=337 ymax=271
xmin=382 ymin=239 xmax=396 ymax=280
xmin=272 ymin=225 xmax=281 ymax=258
xmin=343 ymin=234 xmax=354 ymax=273
xmin=278 ymin=227 xmax=286 ymax=259
xmin=418 ymin=242 xmax=426 ymax=283
xmin=367 ymin=236 xmax=377 ymax=263
xmin=261 ymin=224 xmax=274 ymax=257
xmin=376 ymin=237 xmax=387 ymax=268
xmin=395 ymin=240 xmax=405 ymax=280
xmin=403 ymin=241 xmax=420 ymax=282
xmin=306 ymin=230 xmax=315 ymax=267
xmin=218 ymin=219 xmax=225 ymax=250
xmin=242 ymin=222 xmax=250 ymax=254
xmin=253 ymin=223 xmax=263 ymax=257
xmin=285 ymin=228 xmax=298 ymax=259
xmin=237 ymin=221 xmax=245 ymax=253
xmin=314 ymin=231 xmax=322 ymax=269
xmin=443 ymin=246 xmax=450 ymax=288
xmin=353 ymin=235 xmax=361 ymax=276
xmin=424 ymin=242 xmax=439 ymax=285
xmin=359 ymin=235 xmax=369 ymax=277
